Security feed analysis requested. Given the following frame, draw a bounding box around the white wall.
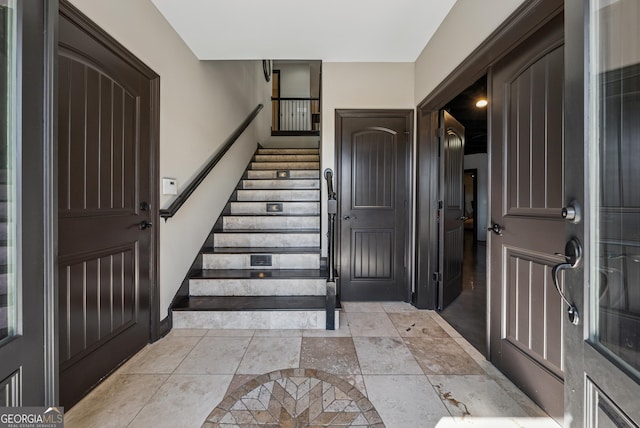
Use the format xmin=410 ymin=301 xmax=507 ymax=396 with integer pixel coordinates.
xmin=414 ymin=0 xmax=526 ymax=104
xmin=464 ymin=154 xmax=488 ymax=242
xmin=69 ymin=0 xmax=272 ymax=317
xmin=277 ymin=63 xmax=311 ymax=98
xmin=320 ymin=62 xmax=415 ymax=252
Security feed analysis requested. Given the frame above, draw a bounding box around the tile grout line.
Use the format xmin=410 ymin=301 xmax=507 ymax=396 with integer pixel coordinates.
xmin=384 ymin=306 xmax=477 ymax=419
xmin=124 ymin=333 xmax=208 ymax=428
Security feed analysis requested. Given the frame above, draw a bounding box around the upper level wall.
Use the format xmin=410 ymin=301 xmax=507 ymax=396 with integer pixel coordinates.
xmin=414 ymin=0 xmax=526 ymax=104
xmin=320 ymin=62 xmax=414 ymax=252
xmin=276 ymin=63 xmax=311 ymax=98
xmin=68 ymin=0 xmax=272 ymax=317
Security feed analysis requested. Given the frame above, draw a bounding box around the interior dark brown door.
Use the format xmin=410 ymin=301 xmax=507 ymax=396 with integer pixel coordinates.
xmin=336 ymin=110 xmax=411 ymax=301
xmin=58 ymin=3 xmax=158 ymax=408
xmin=439 ymin=111 xmax=465 ymax=309
xmin=489 ymin=14 xmax=565 ymax=420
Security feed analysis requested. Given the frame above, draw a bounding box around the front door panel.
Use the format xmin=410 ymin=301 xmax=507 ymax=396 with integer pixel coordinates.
xmin=337 ymin=111 xmax=411 ymax=301
xmin=564 ymin=0 xmax=640 ymax=425
xmin=489 ymin=14 xmax=565 ymax=420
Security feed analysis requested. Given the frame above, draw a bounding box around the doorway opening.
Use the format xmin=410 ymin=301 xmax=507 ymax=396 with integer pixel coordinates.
xmin=438 ymin=75 xmax=489 ymax=356
xmin=270 ymin=60 xmax=321 ymax=136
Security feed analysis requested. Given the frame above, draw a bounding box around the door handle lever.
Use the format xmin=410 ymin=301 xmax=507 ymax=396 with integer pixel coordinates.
xmin=488 ymin=223 xmax=503 ymax=235
xmin=139 ymin=220 xmax=153 ymax=230
xmin=551 ymin=238 xmax=582 ymax=325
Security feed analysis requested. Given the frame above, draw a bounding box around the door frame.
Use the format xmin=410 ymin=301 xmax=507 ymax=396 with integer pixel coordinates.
xmin=464 ymin=169 xmax=478 ymax=243
xmin=334 ymin=109 xmax=413 ymax=302
xmin=415 ymin=0 xmax=563 ymax=310
xmin=58 ymin=1 xmax=162 ymax=341
xmin=4 ymin=0 xmax=59 ymax=405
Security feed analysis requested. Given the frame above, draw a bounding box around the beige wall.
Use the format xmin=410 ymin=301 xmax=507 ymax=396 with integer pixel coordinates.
xmin=68 ymin=0 xmax=272 ymax=317
xmin=598 ymin=0 xmax=640 ymax=71
xmin=320 ymin=62 xmax=415 ymax=251
xmin=414 ymin=0 xmax=527 ymax=104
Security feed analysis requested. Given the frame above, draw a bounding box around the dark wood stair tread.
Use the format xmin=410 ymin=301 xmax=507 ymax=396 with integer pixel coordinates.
xmin=191 ymin=268 xmax=327 ymax=279
xmin=172 ymin=295 xmax=327 ymax=311
xmin=202 ymin=247 xmax=320 ymax=254
xmin=213 ymin=229 xmax=320 ymax=234
xmin=222 ymin=214 xmax=319 ymax=217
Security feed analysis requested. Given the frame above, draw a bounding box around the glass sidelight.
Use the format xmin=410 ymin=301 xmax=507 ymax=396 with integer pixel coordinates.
xmin=0 ymin=0 xmax=17 ymax=342
xmin=589 ymin=0 xmax=640 ymax=376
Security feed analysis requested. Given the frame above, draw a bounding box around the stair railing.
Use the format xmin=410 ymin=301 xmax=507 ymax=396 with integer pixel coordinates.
xmin=159 ymin=104 xmax=264 ymax=220
xmin=324 ymin=168 xmax=337 ymax=330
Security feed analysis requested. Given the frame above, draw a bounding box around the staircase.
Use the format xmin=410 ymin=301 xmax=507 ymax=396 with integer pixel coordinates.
xmin=172 ymin=146 xmax=338 ymax=329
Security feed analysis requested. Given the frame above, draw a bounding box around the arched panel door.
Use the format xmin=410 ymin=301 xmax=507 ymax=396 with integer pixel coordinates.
xmin=336 ymin=111 xmax=411 ymax=301
xmin=58 ymin=3 xmax=159 ymax=408
xmin=439 ymin=111 xmax=465 ymax=309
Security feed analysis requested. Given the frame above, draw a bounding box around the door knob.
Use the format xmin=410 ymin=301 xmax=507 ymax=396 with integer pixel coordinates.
xmin=459 ymin=216 xmax=469 ymax=221
xmin=139 ymin=220 xmax=153 ymax=230
xmin=488 ymin=223 xmax=503 ymax=235
xmin=551 ymin=238 xmax=582 ymax=325
xmin=343 ymin=215 xmax=356 ymax=221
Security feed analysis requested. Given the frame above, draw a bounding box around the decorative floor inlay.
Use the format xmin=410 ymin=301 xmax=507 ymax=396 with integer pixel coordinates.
xmin=202 ymin=368 xmax=385 ymax=427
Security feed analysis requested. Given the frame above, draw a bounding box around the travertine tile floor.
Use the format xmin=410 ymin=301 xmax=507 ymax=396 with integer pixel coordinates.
xmin=65 ymin=302 xmax=561 ymax=428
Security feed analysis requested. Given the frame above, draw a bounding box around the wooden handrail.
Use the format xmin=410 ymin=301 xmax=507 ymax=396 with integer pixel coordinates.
xmin=160 ymin=104 xmax=263 ymax=220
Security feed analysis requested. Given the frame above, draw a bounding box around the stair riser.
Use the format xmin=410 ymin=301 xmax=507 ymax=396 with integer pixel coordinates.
xmin=237 ymin=190 xmax=319 ymax=201
xmin=173 ymin=310 xmax=339 ymax=330
xmin=242 ymin=179 xmax=319 ymax=189
xmin=229 ymin=202 xmax=319 ymax=215
xmin=251 ymin=162 xmax=319 ymax=170
xmin=203 ymin=253 xmax=319 ymax=270
xmin=247 ymin=170 xmax=318 ymax=179
xmin=223 ymin=216 xmax=319 ymax=230
xmin=214 ymin=233 xmax=320 ymax=248
xmin=189 ymin=278 xmax=326 ymax=296
xmin=254 ymin=155 xmax=319 ymax=162
xmin=257 ymin=149 xmax=319 ymax=155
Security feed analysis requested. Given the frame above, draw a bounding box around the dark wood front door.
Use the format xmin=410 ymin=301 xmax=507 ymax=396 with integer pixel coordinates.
xmin=58 ymin=3 xmax=158 ymax=408
xmin=0 ymin=0 xmax=56 ymax=405
xmin=439 ymin=111 xmax=465 ymax=309
xmin=564 ymin=0 xmax=640 ymax=424
xmin=336 ymin=110 xmax=411 ymax=301
xmin=489 ymin=14 xmax=565 ymax=420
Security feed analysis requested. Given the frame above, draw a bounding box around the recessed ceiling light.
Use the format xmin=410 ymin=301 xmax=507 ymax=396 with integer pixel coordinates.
xmin=476 ymin=99 xmax=488 ymax=108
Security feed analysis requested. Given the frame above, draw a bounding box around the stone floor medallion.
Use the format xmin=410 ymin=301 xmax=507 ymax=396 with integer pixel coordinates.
xmin=202 ymin=368 xmax=385 ymax=427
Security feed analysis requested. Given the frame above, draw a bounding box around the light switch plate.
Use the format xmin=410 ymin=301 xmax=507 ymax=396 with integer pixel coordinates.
xmin=162 ymin=178 xmax=178 ymax=195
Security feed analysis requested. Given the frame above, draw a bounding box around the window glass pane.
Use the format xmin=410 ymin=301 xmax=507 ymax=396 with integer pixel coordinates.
xmin=590 ymin=0 xmax=640 ymax=376
xmin=0 ymin=0 xmax=17 ymax=342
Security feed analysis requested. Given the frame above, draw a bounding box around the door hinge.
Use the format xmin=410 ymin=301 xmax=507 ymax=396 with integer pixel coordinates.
xmin=437 ymin=200 xmax=443 ymax=209
xmin=433 ymin=272 xmax=442 ymax=282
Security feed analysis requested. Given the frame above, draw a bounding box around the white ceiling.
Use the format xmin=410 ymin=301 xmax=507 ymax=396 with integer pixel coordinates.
xmin=150 ymin=0 xmax=457 ymax=62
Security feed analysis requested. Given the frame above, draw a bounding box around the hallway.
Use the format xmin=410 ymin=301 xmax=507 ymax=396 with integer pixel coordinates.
xmin=441 ymin=231 xmax=488 ymax=356
xmin=65 ymin=303 xmax=558 ymax=427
